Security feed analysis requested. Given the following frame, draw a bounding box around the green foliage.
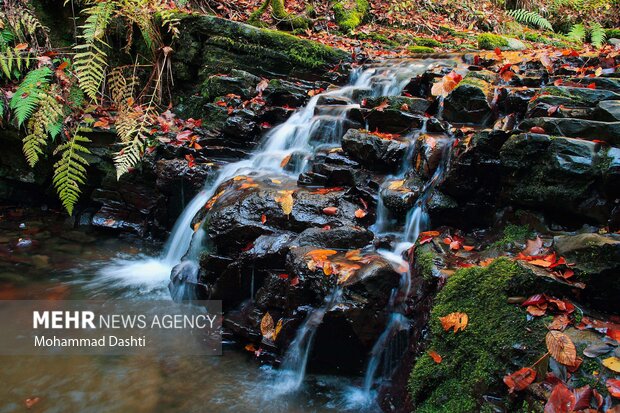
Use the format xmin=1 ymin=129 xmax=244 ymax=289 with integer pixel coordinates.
xmin=590 ymin=22 xmax=606 ymax=47
xmin=490 ymin=224 xmax=533 ymax=249
xmin=22 ymin=90 xmax=63 ymax=167
xmin=73 ymin=1 xmax=114 ymax=100
xmin=9 ymin=67 xmax=52 ymax=126
xmin=567 ymin=23 xmax=587 ymax=43
xmin=411 ymin=37 xmax=443 ymax=48
xmin=408 ymin=45 xmax=435 ymax=53
xmin=508 ymin=9 xmax=553 ymax=31
xmin=53 ymin=134 xmax=91 ymax=215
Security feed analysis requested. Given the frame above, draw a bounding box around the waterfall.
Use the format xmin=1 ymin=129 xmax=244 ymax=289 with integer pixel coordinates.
xmin=270 ymin=287 xmax=343 ymax=396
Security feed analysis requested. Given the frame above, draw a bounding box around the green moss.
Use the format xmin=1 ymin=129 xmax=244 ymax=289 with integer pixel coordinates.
xmin=478 ymin=33 xmax=509 ymax=50
xmin=408 ymin=45 xmax=435 ymax=54
xmin=605 ymin=28 xmax=620 ymax=39
xmin=357 ymin=32 xmax=399 ymax=47
xmin=416 ymin=248 xmax=435 ymax=281
xmin=412 ymin=37 xmax=443 ymax=48
xmin=490 ymin=224 xmax=534 ymax=249
xmin=409 ymin=259 xmax=546 ymax=412
xmin=333 ymin=0 xmax=369 ymax=32
xmin=248 ymin=0 xmax=310 ymax=29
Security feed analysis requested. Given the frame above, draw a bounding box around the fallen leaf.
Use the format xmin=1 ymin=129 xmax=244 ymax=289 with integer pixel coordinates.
xmin=256 ymin=78 xmax=269 ymax=94
xmin=545 ymin=382 xmax=575 ymax=413
xmin=530 ymin=126 xmax=546 ymax=134
xmin=355 ymin=209 xmax=367 ymax=218
xmin=439 ymin=312 xmax=468 ymax=333
xmin=546 ymin=330 xmax=577 ymax=366
xmin=280 ymin=154 xmax=292 ymax=168
xmin=602 ymin=356 xmax=620 ymax=373
xmin=388 ymin=180 xmax=405 ymax=190
xmin=274 ymin=190 xmax=294 ymax=215
xmin=323 ymin=207 xmax=338 ymax=215
xmin=25 ymin=397 xmax=40 ymax=409
xmin=375 ymin=100 xmax=389 ymax=112
xmin=260 ymin=312 xmax=275 ymax=339
xmin=573 ymin=385 xmax=593 ymax=410
xmin=273 ymin=318 xmax=283 ymax=341
xmin=428 ymin=350 xmax=442 ymax=363
xmin=548 ymin=314 xmax=570 ymax=331
xmin=583 ymin=343 xmax=613 ymax=358
xmin=607 ymin=378 xmax=620 ymax=398
xmin=261 ymin=214 xmax=267 ymax=224
xmin=431 ymin=71 xmax=463 ymax=97
xmin=522 ymin=237 xmax=543 ymax=256
xmin=503 ymin=367 xmax=536 ymax=393
xmin=530 ymin=259 xmax=552 ymax=268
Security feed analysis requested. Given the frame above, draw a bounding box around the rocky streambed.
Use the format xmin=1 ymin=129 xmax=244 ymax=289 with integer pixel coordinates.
xmin=1 ymin=17 xmax=619 ymax=412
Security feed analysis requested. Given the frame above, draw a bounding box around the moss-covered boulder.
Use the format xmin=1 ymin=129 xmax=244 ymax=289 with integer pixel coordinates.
xmin=443 ymin=74 xmax=492 ymax=124
xmin=408 ymin=259 xmax=546 ymax=412
xmin=173 ymin=15 xmax=349 ymax=89
xmin=477 ymin=33 xmax=526 ymax=50
xmin=408 ymin=45 xmax=435 ymax=54
xmin=333 ymin=0 xmax=369 ymax=32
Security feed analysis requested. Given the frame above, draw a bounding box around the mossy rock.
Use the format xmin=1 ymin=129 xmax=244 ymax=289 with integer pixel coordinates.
xmin=408 ymin=45 xmax=435 ymax=54
xmin=333 ymin=0 xmax=369 ymax=32
xmin=477 ymin=33 xmax=525 ymax=50
xmin=411 ymin=37 xmax=443 ymax=48
xmin=606 ymin=28 xmax=620 ymax=39
xmin=408 ymin=258 xmax=546 ymax=413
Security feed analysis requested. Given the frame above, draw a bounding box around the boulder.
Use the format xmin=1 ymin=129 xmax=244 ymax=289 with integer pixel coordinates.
xmin=519 ymin=118 xmax=620 ymax=145
xmin=342 ymin=129 xmax=409 ymax=173
xmin=442 ymin=75 xmax=492 ymax=124
xmin=594 ymin=100 xmax=620 ymax=121
xmin=293 ymin=225 xmax=374 ymax=249
xmin=201 ymin=69 xmax=260 ymax=101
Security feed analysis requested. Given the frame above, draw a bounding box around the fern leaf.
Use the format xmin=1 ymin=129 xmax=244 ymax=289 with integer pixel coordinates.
xmin=590 ymin=22 xmax=606 ymax=48
xmin=567 ymin=23 xmax=586 ymax=43
xmin=53 ymin=134 xmax=91 ymax=215
xmin=9 ymin=67 xmax=52 ymax=126
xmin=114 ymin=134 xmax=144 ymax=178
xmin=508 ymin=9 xmax=553 ymax=31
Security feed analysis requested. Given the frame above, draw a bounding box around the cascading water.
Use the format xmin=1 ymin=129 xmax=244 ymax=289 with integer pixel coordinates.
xmin=96 ymin=57 xmax=460 ymax=407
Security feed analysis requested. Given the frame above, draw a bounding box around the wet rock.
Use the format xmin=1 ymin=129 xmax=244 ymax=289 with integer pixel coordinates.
xmin=540 ymin=86 xmax=620 ymax=106
xmin=381 ymin=173 xmax=424 ymax=214
xmin=201 ymin=69 xmax=261 ymax=101
xmin=293 ymin=225 xmax=374 ymax=249
xmin=553 ymin=233 xmax=620 ymax=311
xmin=342 ymin=129 xmax=409 ymax=173
xmin=594 ymin=100 xmax=620 ymax=121
xmin=155 ymin=159 xmax=215 ymax=194
xmin=364 ymin=109 xmax=423 ymax=133
xmin=500 ymin=133 xmax=610 ymax=223
xmin=365 ymin=96 xmax=432 ymax=114
xmin=222 ymin=108 xmax=259 ymax=142
xmin=519 ymin=118 xmax=620 ymax=145
xmin=413 ymin=133 xmax=452 ymax=179
xmin=443 ymin=75 xmax=492 ymax=124
xmin=263 ymin=78 xmax=313 ymax=107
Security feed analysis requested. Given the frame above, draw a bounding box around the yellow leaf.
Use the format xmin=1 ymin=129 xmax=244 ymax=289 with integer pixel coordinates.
xmin=388 ymin=180 xmax=405 ymax=190
xmin=323 ymin=261 xmax=333 ymax=276
xmin=602 ymin=356 xmax=620 ymax=373
xmin=439 ymin=312 xmax=468 ymax=333
xmin=271 ymin=178 xmax=282 ymax=184
xmin=546 ymin=330 xmax=577 ymax=366
xmin=274 ymin=190 xmax=294 ymax=215
xmin=280 ymin=154 xmax=292 ymax=168
xmin=260 ymin=312 xmax=275 ymax=339
xmin=273 ymin=318 xmax=283 ymax=341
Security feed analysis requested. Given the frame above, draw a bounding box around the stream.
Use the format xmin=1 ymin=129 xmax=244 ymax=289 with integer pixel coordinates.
xmin=0 ymin=58 xmax=463 ymax=413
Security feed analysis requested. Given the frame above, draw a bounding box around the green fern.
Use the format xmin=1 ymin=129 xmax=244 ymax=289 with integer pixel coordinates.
xmin=53 ymin=134 xmax=91 ymax=215
xmin=508 ymin=9 xmax=553 ymax=31
xmin=590 ymin=22 xmax=606 ymax=48
xmin=73 ymin=2 xmax=115 ymax=100
xmin=9 ymin=67 xmax=52 ymax=126
xmin=567 ymin=23 xmax=587 ymax=43
xmin=21 ymin=89 xmax=63 ymax=167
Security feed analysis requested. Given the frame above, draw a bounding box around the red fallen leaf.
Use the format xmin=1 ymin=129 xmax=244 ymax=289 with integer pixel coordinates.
xmin=530 ymin=126 xmax=546 ymax=134
xmin=185 ymin=154 xmax=195 ymax=168
xmin=462 ymin=245 xmax=475 ymax=251
xmin=549 ymin=257 xmax=567 ymax=268
xmin=573 ymin=385 xmax=593 ymax=410
xmin=494 ymin=47 xmax=502 ymax=56
xmin=607 ymin=378 xmax=620 ymax=398
xmin=428 ymin=350 xmax=442 ymax=363
xmin=548 ymin=105 xmax=560 ymax=115
xmin=241 ymin=242 xmax=254 ymax=252
xmin=261 ymin=214 xmax=267 ymax=224
xmin=592 ymin=139 xmax=609 ymax=145
xmin=278 ymin=273 xmax=289 ymax=280
xmin=323 ymin=207 xmax=338 ymax=215
xmin=554 ymin=79 xmax=564 ymax=86
xmin=354 ymin=209 xmax=367 ymax=218
xmin=607 ymin=329 xmax=620 ymax=341
xmin=15 ymin=43 xmax=29 ymax=51
xmin=290 ymin=276 xmax=300 ymax=286
xmin=449 ymin=240 xmax=461 ymax=250
xmin=474 ymin=55 xmax=480 ymax=65
xmin=545 ymin=383 xmax=575 ymax=413
xmin=24 ymin=397 xmax=40 ymax=409
xmin=587 ymin=83 xmax=596 ymax=89
xmin=556 ymin=269 xmax=574 ymax=279
xmin=443 ymin=237 xmax=452 ymax=245
xmin=215 ymin=100 xmax=227 ymax=107
xmin=523 ymin=294 xmax=547 ymax=307
xmin=419 ymin=235 xmax=434 ymax=245
xmin=504 ymin=367 xmax=536 ymax=393
xmin=260 ymin=121 xmax=272 ymax=128
xmin=375 ymin=100 xmax=389 ymax=112
xmin=544 ymin=253 xmax=557 ymax=263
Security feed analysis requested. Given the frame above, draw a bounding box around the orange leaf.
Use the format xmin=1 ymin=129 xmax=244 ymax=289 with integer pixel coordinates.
xmin=24 ymin=397 xmax=40 ymax=409
xmin=261 ymin=214 xmax=267 ymax=224
xmin=260 ymin=312 xmax=275 ymax=339
xmin=355 ymin=209 xmax=367 ymax=218
xmin=503 ymin=367 xmax=536 ymax=393
xmin=323 ymin=207 xmax=338 ymax=215
xmin=428 ymin=350 xmax=442 ymax=363
xmin=546 ymin=330 xmax=577 ymax=366
xmin=439 ymin=312 xmax=468 ymax=333
xmin=530 ymin=259 xmax=552 ymax=268
xmin=280 ymin=154 xmax=292 ymax=168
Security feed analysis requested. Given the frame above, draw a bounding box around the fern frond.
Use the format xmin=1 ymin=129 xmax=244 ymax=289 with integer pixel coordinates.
xmin=21 ymin=91 xmax=62 ymax=166
xmin=114 ymin=133 xmax=144 ymax=178
xmin=508 ymin=9 xmax=553 ymax=31
xmin=590 ymin=22 xmax=606 ymax=48
xmin=22 ymin=115 xmax=47 ymax=167
xmin=53 ymin=134 xmax=91 ymax=215
xmin=9 ymin=67 xmax=52 ymax=125
xmin=567 ymin=23 xmax=586 ymax=43
xmin=74 ymin=2 xmax=115 ymax=100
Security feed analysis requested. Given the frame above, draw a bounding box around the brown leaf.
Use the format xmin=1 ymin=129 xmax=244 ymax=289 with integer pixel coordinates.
xmin=428 ymin=350 xmax=442 ymax=363
xmin=503 ymin=367 xmax=536 ymax=393
xmin=25 ymin=397 xmax=40 ymax=409
xmin=260 ymin=312 xmax=275 ymax=339
xmin=548 ymin=314 xmax=570 ymax=331
xmin=375 ymin=100 xmax=389 ymax=112
xmin=544 ymin=383 xmax=575 ymax=413
xmin=256 ymin=78 xmax=269 ymax=94
xmin=546 ymin=330 xmax=577 ymax=366
xmin=273 ymin=318 xmax=283 ymax=341
xmin=439 ymin=312 xmax=468 ymax=333
xmin=522 ymin=237 xmax=543 ymax=256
